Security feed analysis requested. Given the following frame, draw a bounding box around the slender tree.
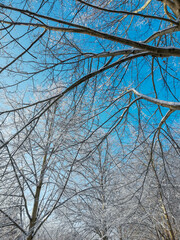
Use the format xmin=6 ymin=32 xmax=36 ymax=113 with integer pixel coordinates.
xmin=0 ymin=85 xmax=93 ymax=239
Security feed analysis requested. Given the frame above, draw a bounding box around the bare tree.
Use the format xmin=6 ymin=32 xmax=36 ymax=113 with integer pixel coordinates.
xmin=54 ymin=138 xmax=180 ymax=240
xmin=0 ymin=0 xmax=179 ymax=239
xmin=0 ymin=85 xmax=94 ymax=239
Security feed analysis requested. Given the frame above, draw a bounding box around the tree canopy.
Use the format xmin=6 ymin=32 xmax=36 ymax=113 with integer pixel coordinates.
xmin=0 ymin=0 xmax=179 ymax=239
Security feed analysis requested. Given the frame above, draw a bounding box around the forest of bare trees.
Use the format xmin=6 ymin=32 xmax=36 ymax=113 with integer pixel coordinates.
xmin=0 ymin=0 xmax=179 ymax=239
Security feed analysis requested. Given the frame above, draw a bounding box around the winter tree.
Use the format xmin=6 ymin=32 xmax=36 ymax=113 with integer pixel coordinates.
xmin=0 ymin=0 xmax=179 ymax=239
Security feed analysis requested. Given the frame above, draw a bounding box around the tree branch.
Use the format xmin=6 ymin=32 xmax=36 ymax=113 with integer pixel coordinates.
xmin=1 ymin=20 xmax=180 ymax=57
xmin=76 ymin=0 xmax=177 ymax=24
xmin=129 ymin=88 xmax=180 ymax=110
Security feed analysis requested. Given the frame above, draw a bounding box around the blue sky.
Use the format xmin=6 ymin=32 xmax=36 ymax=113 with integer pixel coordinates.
xmin=0 ymin=0 xmax=179 ymax=145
